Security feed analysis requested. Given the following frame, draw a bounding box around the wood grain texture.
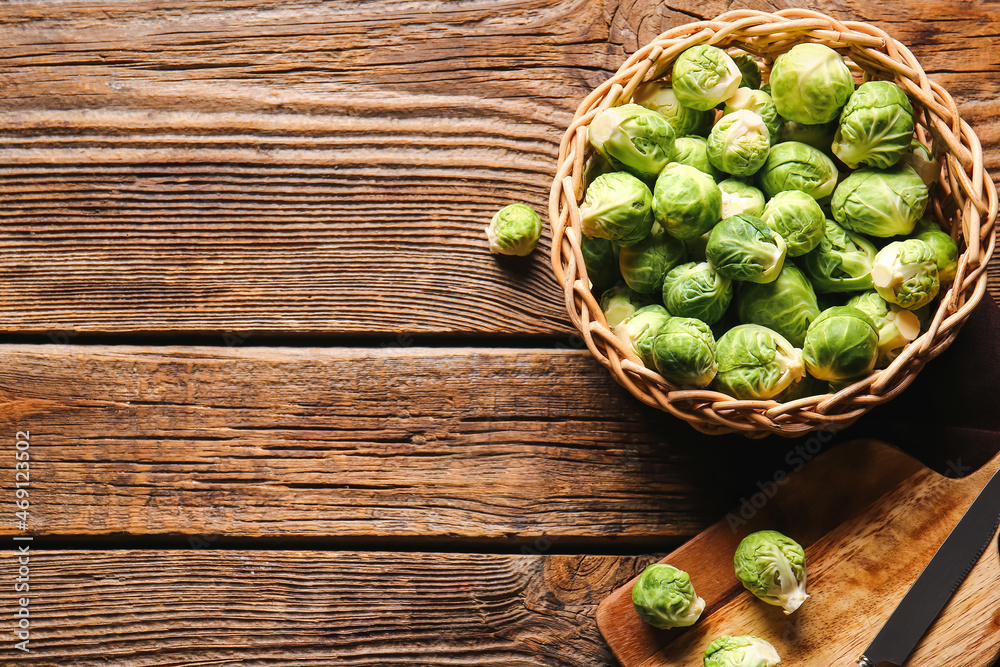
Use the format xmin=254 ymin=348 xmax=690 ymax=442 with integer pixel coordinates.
xmin=0 ymin=343 xmax=793 ymax=544
xmin=596 ymin=440 xmax=1000 ymax=667
xmin=0 ymin=0 xmax=996 ymax=334
xmin=0 ymin=550 xmax=655 ymax=666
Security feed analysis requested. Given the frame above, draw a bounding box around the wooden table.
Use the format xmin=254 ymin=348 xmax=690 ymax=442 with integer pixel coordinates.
xmin=1 ymin=1 xmax=997 ymax=664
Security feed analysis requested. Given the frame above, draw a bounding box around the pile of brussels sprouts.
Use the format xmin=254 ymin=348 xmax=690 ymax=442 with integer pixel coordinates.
xmin=581 ymin=43 xmax=959 ymax=401
xmin=632 ymin=529 xmax=807 ymax=666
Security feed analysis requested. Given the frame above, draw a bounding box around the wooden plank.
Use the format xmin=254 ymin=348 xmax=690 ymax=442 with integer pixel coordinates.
xmin=0 ymin=550 xmax=655 ymax=665
xmin=0 ymin=343 xmax=786 ymax=543
xmin=0 ymin=0 xmax=996 ymax=333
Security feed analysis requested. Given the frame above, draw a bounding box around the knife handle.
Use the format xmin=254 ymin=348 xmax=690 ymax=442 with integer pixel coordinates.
xmin=856 ymin=657 xmax=875 ymax=667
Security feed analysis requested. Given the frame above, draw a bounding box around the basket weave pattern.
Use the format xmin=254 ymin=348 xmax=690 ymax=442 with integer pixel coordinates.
xmin=548 ymin=8 xmax=998 ymax=437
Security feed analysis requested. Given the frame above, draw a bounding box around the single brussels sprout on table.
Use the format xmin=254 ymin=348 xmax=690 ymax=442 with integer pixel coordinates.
xmin=614 ymin=304 xmax=672 ymax=367
xmin=662 ymin=261 xmax=733 ymax=325
xmin=800 ymin=218 xmax=877 ymax=293
xmin=734 ymin=530 xmax=809 ymax=615
xmin=847 ymin=291 xmax=923 ymax=368
xmin=870 ymin=238 xmax=940 ymax=310
xmin=707 ymin=110 xmax=771 ymax=177
xmin=769 ymin=43 xmax=855 ymax=125
xmin=802 ymin=306 xmax=880 ymax=381
xmin=588 ymin=103 xmax=676 ymax=181
xmin=915 ymin=229 xmax=959 ymax=284
xmin=600 ymin=284 xmax=653 ymax=328
xmin=653 ymin=163 xmax=722 ymax=240
xmin=580 ymin=171 xmax=654 ymax=247
xmin=899 ymin=138 xmax=941 ymax=190
xmin=757 ymin=141 xmax=839 ymax=200
xmin=728 ymin=51 xmax=762 ymax=90
xmin=580 ymin=236 xmax=621 ymax=290
xmin=486 ymin=203 xmax=542 ymax=256
xmin=779 ymin=119 xmax=838 ymax=152
xmin=737 ymin=263 xmax=820 ymax=347
xmin=704 ymin=635 xmax=781 ymax=667
xmin=714 ymin=324 xmax=805 ymax=400
xmin=671 ymin=44 xmax=743 ymax=111
xmin=718 ymin=179 xmax=766 ymax=219
xmin=619 ymin=223 xmax=687 ymax=294
xmin=631 ymin=82 xmax=715 ymax=137
xmin=673 ymin=136 xmax=722 ymax=180
xmin=760 ymin=190 xmax=825 ymax=257
xmin=631 ymin=562 xmax=705 ymax=630
xmin=724 ymin=88 xmax=782 ymax=146
xmin=706 ymin=214 xmax=787 ymax=284
xmin=832 ymin=80 xmax=915 ymax=169
xmin=830 ymin=163 xmax=929 ymax=237
xmin=652 ymin=317 xmax=719 ymax=387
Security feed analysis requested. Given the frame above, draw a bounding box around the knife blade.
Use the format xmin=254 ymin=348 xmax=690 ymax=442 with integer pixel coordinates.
xmin=856 ymin=465 xmax=1000 ymax=667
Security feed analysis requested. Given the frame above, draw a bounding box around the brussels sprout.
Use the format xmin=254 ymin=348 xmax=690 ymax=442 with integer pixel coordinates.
xmin=615 ymin=304 xmax=672 ymax=367
xmin=769 ymin=43 xmax=855 ymax=125
xmin=734 ymin=530 xmax=809 ymax=615
xmin=588 ymin=104 xmax=677 ymax=181
xmin=802 ymin=306 xmax=879 ymax=381
xmin=707 ymin=110 xmax=771 ymax=177
xmin=714 ymin=324 xmax=805 ymax=399
xmin=870 ymin=239 xmax=940 ymax=309
xmin=912 ymin=215 xmax=943 ymax=235
xmin=581 ymin=236 xmax=621 ymax=290
xmin=718 ymin=179 xmax=766 ymax=219
xmin=600 ymin=284 xmax=653 ymax=328
xmin=729 ymin=51 xmax=762 ymax=90
xmin=706 ymin=214 xmax=787 ymax=284
xmin=724 ymin=88 xmax=782 ymax=146
xmin=580 ymin=172 xmax=655 ymax=247
xmin=684 ymin=231 xmax=712 ymax=262
xmin=800 ymin=219 xmax=877 ymax=293
xmin=486 ymin=204 xmax=542 ymax=256
xmin=651 ymin=317 xmax=718 ymax=387
xmin=830 ymin=164 xmax=929 ymax=237
xmin=760 ymin=190 xmax=825 ymax=257
xmin=673 ymin=136 xmax=722 ymax=180
xmin=899 ymin=138 xmax=941 ymax=190
xmin=631 ymin=82 xmax=715 ymax=137
xmin=757 ymin=141 xmax=839 ymax=200
xmin=662 ymin=261 xmax=733 ymax=324
xmin=915 ymin=229 xmax=959 ymax=284
xmin=704 ymin=635 xmax=781 ymax=667
xmin=847 ymin=291 xmax=922 ymax=368
xmin=737 ymin=264 xmax=820 ymax=347
xmin=779 ymin=120 xmax=838 ymax=152
xmin=631 ymin=563 xmax=705 ymax=630
xmin=832 ymin=81 xmax=915 ymax=169
xmin=619 ymin=223 xmax=687 ymax=294
xmin=583 ymin=152 xmax=617 ymax=188
xmin=653 ymin=163 xmax=722 ymax=240
xmin=671 ymin=45 xmax=743 ymax=111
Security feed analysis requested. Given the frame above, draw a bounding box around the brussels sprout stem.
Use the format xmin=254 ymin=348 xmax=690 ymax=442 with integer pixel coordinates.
xmin=769 ymin=543 xmax=809 ymax=614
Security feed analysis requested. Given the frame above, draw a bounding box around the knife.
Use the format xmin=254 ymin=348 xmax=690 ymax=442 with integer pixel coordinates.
xmin=856 ymin=465 xmax=1000 ymax=667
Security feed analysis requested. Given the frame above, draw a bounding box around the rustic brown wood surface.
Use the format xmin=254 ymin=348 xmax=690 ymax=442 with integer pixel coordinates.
xmin=0 ymin=344 xmax=738 ymax=543
xmin=0 ymin=551 xmax=655 ymax=665
xmin=596 ymin=440 xmax=1000 ymax=667
xmin=0 ymin=0 xmax=998 ymax=665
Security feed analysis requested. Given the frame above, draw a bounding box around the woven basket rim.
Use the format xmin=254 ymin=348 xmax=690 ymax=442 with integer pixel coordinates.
xmin=547 ymin=8 xmax=999 ymax=438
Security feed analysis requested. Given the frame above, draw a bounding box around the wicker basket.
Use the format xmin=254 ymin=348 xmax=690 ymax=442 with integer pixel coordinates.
xmin=548 ymin=8 xmax=998 ymax=438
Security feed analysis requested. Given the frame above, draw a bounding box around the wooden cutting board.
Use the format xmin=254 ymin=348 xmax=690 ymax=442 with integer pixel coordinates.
xmin=596 ymin=439 xmax=1000 ymax=666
